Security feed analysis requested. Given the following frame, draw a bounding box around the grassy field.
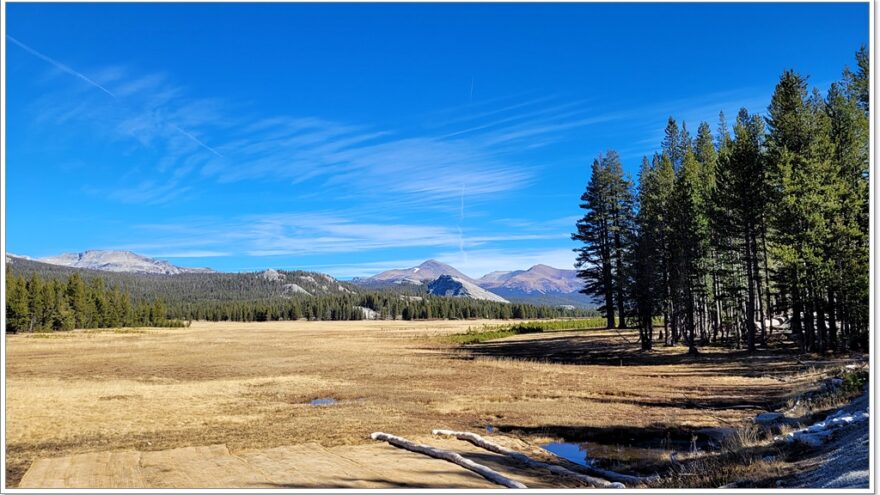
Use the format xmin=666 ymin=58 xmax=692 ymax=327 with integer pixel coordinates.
xmin=443 ymin=318 xmax=610 ymax=343
xmin=5 ymin=319 xmax=855 ymax=487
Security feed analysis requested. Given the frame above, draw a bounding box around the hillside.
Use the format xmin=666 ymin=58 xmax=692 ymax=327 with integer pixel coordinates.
xmin=355 ymin=260 xmax=595 ymax=308
xmin=6 ymin=256 xmax=590 ymax=325
xmin=36 ymin=250 xmax=214 ymax=275
xmin=6 ymin=256 xmax=357 ymax=302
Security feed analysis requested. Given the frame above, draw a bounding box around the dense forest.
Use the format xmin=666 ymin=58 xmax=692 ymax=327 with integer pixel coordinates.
xmin=4 ymin=262 xmax=593 ymax=332
xmin=5 ymin=270 xmax=184 ymax=331
xmin=573 ymin=48 xmax=869 ymax=353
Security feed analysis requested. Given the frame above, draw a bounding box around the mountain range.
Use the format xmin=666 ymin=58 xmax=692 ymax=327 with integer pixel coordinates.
xmin=352 ymin=259 xmax=591 ymax=307
xmin=7 ymin=250 xmax=593 ymax=307
xmin=5 ymin=253 xmax=358 ymax=302
xmin=34 ymin=250 xmax=214 ymax=275
xmin=353 ymin=259 xmax=472 ymax=286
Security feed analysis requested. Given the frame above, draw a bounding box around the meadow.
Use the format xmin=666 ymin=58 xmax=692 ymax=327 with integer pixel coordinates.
xmin=5 ymin=319 xmax=855 ymax=487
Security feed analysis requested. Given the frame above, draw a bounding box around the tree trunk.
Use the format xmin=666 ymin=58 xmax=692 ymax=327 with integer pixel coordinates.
xmin=761 ymin=226 xmax=773 ymax=336
xmin=803 ymin=290 xmax=816 ymax=353
xmin=371 ymin=432 xmax=528 ymax=489
xmin=432 ymin=430 xmax=629 ymax=488
xmin=744 ymin=233 xmax=757 ymax=353
xmin=827 ymin=288 xmax=838 ymax=352
xmin=815 ymin=292 xmax=827 ymax=354
xmin=614 ymin=229 xmax=626 ymax=329
xmin=751 ymin=235 xmax=766 ymax=347
xmin=790 ymin=269 xmax=804 ymax=353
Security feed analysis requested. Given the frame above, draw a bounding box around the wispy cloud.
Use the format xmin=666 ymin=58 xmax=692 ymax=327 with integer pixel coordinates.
xmin=12 ymin=36 xmax=227 ymax=171
xmin=105 ymin=179 xmax=191 ymax=205
xmin=9 ymin=34 xmax=777 ymax=278
xmin=12 ymin=38 xmax=626 ymax=210
xmin=147 ymin=250 xmax=231 ymax=258
xmin=7 ymin=35 xmax=116 ymax=97
xmin=112 ymin=213 xmax=569 ymax=263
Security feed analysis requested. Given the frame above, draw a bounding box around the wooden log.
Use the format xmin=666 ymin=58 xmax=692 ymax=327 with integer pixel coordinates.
xmin=370 ymin=432 xmax=527 ymax=489
xmin=432 ymin=429 xmax=628 ymax=488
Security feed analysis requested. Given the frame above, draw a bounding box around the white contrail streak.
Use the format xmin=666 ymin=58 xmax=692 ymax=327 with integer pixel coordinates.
xmin=458 ymin=184 xmax=467 ymax=262
xmin=7 ymin=35 xmax=116 ymax=97
xmin=171 ymin=125 xmax=224 ymax=158
xmin=9 ymin=34 xmax=224 ymax=159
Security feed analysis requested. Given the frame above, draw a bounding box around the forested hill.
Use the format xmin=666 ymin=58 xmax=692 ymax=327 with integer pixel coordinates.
xmin=6 ymin=256 xmax=358 ymax=301
xmin=5 ymin=257 xmax=593 ymax=331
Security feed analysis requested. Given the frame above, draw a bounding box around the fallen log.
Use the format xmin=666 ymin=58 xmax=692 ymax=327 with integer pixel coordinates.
xmin=370 ymin=432 xmax=527 ymax=489
xmin=432 ymin=429 xmax=629 ymax=488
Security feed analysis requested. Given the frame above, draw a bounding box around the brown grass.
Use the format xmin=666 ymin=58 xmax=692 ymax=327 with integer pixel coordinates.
xmin=5 ymin=320 xmax=851 ymax=487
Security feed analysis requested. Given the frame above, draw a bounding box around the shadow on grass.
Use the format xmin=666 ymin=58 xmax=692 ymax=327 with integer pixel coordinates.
xmin=453 ymin=332 xmax=821 ymax=375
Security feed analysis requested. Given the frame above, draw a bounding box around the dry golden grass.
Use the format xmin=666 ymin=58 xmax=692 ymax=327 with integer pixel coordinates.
xmin=5 ymin=320 xmax=850 ymax=487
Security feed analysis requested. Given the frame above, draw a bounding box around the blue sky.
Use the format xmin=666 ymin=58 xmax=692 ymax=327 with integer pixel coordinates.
xmin=5 ymin=2 xmax=868 ymax=278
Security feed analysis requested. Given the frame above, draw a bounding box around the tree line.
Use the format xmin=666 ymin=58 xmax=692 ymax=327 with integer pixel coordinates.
xmin=573 ymin=48 xmax=869 ymax=354
xmin=5 ymin=267 xmax=594 ymax=331
xmin=165 ymin=292 xmax=585 ymax=322
xmin=5 ymin=269 xmax=182 ymax=332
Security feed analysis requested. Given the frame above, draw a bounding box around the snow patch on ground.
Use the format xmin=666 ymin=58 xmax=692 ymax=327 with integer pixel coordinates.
xmin=776 ymin=401 xmax=869 ymax=447
xmin=783 ymin=392 xmax=869 ymax=489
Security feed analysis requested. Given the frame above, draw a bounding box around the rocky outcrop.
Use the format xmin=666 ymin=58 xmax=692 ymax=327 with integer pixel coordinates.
xmin=426 ymin=275 xmax=509 ymax=303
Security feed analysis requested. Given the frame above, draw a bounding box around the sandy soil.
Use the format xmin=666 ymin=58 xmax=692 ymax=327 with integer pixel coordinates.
xmin=5 ymin=320 xmax=851 ymax=487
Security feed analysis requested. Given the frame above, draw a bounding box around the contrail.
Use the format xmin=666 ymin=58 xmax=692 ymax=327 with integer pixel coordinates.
xmin=458 ymin=184 xmax=467 ymax=262
xmin=171 ymin=125 xmax=224 ymax=158
xmin=7 ymin=35 xmax=116 ymax=97
xmin=8 ymin=34 xmax=224 ymax=159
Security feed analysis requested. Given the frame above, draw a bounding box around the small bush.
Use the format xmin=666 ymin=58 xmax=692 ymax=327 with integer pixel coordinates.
xmin=841 ymin=369 xmax=868 ymax=394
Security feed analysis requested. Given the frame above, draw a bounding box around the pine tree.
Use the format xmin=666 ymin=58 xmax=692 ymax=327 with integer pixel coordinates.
xmin=669 ymin=149 xmax=709 ymax=354
xmin=843 ymin=45 xmax=869 ymax=113
xmin=766 ymin=70 xmax=841 ymax=353
xmin=694 ymin=122 xmax=718 ymax=195
xmin=573 ymin=151 xmax=635 ymax=329
xmin=573 ymin=158 xmax=616 ymax=327
xmin=662 ymin=117 xmax=683 ymax=169
xmin=5 ymin=269 xmax=30 ymax=332
xmin=66 ymin=273 xmax=88 ymax=329
xmin=678 ymin=121 xmax=694 ymax=161
xmin=604 ymin=151 xmax=637 ymax=328
xmin=826 ymin=50 xmax=870 ymax=350
xmin=632 ymin=156 xmax=666 ymax=349
xmin=715 ymin=108 xmax=768 ymax=351
xmin=653 ymin=153 xmax=677 ymax=343
xmin=26 ymin=275 xmax=46 ymax=331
